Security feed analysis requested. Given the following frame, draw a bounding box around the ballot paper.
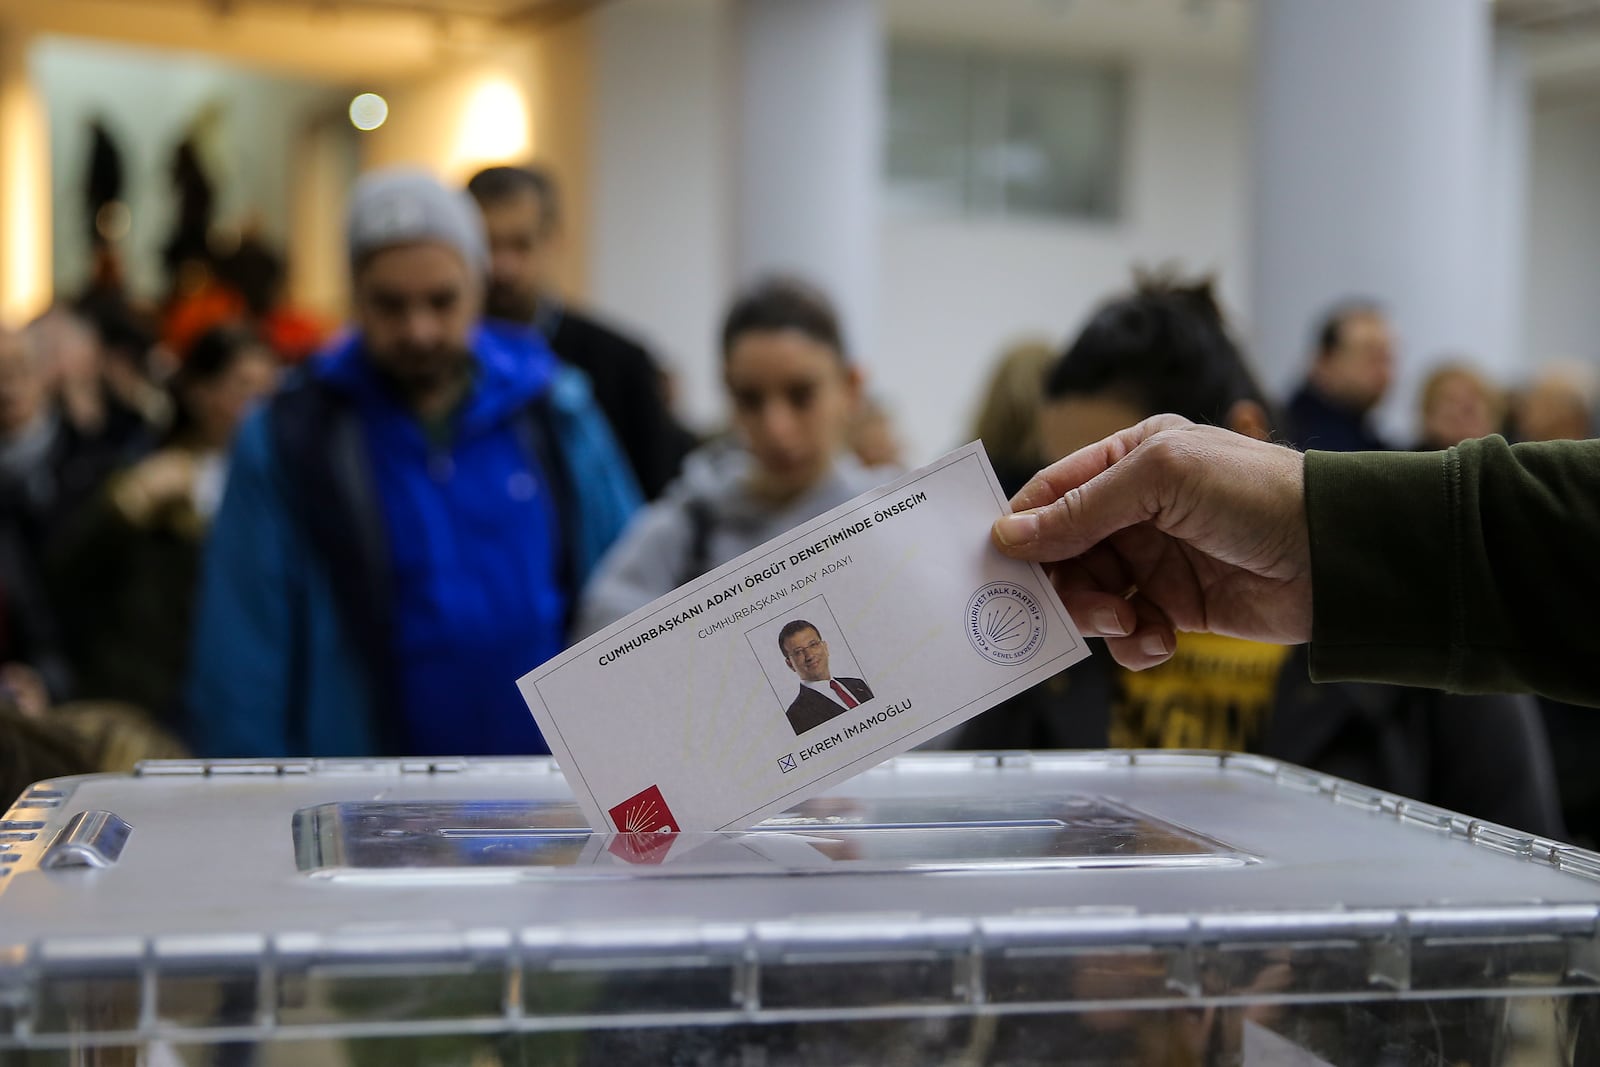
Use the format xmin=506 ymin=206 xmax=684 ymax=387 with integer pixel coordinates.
xmin=518 ymin=441 xmax=1090 ymax=834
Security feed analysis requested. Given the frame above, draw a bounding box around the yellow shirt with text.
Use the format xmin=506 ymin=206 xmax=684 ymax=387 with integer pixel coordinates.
xmin=1108 ymin=632 xmax=1291 ymax=752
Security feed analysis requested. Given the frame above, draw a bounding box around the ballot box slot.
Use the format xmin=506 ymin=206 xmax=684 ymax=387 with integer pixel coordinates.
xmin=291 ymin=794 xmax=1248 ymax=877
xmin=437 ymin=819 xmax=1073 ymax=834
xmin=438 ymin=827 xmax=591 ymax=837
xmin=748 ymin=819 xmax=1066 ymax=832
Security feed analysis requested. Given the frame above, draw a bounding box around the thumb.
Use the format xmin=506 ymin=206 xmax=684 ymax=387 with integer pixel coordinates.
xmin=992 ymin=440 xmax=1165 ymax=561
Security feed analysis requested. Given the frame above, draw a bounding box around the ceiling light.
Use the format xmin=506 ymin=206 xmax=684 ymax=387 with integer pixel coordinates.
xmin=349 ymin=93 xmax=389 ymax=132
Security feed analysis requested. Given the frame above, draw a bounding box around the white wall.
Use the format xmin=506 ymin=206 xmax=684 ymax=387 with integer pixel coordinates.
xmin=1523 ymin=100 xmax=1600 ymax=369
xmin=31 ymin=35 xmax=346 ymax=305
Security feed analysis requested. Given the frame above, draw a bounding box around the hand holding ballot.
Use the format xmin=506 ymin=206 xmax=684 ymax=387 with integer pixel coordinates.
xmin=991 ymin=415 xmax=1313 ymax=671
xmin=519 ymin=442 xmax=1089 ymax=834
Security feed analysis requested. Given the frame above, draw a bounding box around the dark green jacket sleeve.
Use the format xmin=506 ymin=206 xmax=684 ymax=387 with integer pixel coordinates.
xmin=1306 ymin=436 xmax=1600 ymax=706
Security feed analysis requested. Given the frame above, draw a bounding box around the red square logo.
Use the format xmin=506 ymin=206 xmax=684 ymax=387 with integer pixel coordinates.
xmin=607 ymin=784 xmax=680 ymax=835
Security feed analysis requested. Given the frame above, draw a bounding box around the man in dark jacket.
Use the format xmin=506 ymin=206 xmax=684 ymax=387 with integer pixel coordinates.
xmin=186 ymin=168 xmax=640 ymax=759
xmin=1283 ymin=299 xmax=1395 ymax=452
xmin=0 ymin=318 xmax=149 ymax=571
xmin=467 ymin=165 xmax=695 ymax=499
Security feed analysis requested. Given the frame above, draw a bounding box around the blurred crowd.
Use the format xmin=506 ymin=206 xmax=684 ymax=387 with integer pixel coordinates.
xmin=2 ymin=159 xmax=1595 ymax=844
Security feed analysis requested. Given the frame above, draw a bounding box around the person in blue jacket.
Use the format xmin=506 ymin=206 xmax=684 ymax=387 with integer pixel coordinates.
xmin=185 ymin=168 xmax=639 ymax=758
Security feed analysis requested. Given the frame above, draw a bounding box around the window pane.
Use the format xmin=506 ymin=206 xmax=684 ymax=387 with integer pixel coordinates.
xmin=886 ymin=44 xmax=973 ymax=214
xmin=885 ymin=41 xmax=1125 ymax=223
xmin=999 ymin=57 xmax=1123 ymax=219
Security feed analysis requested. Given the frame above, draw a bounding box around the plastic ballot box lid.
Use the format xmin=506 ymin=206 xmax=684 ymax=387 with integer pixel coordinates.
xmin=2 ymin=750 xmax=1599 ymax=1055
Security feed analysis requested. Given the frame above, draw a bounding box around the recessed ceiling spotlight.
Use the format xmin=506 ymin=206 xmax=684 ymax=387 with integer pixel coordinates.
xmin=349 ymin=92 xmax=389 ymax=132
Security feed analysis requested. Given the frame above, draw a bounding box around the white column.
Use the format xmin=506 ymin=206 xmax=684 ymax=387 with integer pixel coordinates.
xmin=0 ymin=25 xmax=50 ymax=323
xmin=734 ymin=0 xmax=881 ymax=359
xmin=1250 ymin=0 xmax=1499 ymax=439
xmin=1482 ymin=30 xmax=1531 ymax=383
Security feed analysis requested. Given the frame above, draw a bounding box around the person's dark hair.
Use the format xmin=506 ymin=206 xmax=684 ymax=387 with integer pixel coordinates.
xmin=1045 ymin=272 xmax=1272 ymax=429
xmin=721 ymin=278 xmax=849 ymax=365
xmin=778 ymin=619 xmax=820 ymax=655
xmin=1314 ymin=298 xmax=1385 ymax=359
xmin=166 ymin=326 xmax=268 ymax=444
xmin=76 ymin=296 xmax=156 ymax=371
xmin=0 ymin=705 xmax=93 ymax=813
xmin=218 ymin=236 xmax=287 ymax=318
xmin=466 ymin=165 xmax=559 ymax=232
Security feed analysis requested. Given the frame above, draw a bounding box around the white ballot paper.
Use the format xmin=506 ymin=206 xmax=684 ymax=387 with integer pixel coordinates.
xmin=518 ymin=442 xmax=1090 ymax=835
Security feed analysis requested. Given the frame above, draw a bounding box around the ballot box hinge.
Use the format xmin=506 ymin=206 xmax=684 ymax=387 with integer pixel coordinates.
xmin=39 ymin=811 xmax=132 ymax=870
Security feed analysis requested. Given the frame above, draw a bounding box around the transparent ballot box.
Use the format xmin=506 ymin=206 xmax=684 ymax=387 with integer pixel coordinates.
xmin=3 ymin=750 xmax=1600 ymax=1065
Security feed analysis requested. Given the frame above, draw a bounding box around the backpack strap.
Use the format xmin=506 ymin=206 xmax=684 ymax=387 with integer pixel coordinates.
xmin=267 ymin=374 xmax=402 ymax=755
xmin=511 ymin=396 xmax=581 ymax=627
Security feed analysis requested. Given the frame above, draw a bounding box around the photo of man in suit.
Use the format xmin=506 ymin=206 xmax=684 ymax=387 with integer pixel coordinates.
xmin=778 ymin=619 xmax=873 ymax=736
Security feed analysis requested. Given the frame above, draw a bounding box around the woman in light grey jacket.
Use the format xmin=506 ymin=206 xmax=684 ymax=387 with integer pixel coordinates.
xmin=576 ymin=278 xmax=893 ymax=637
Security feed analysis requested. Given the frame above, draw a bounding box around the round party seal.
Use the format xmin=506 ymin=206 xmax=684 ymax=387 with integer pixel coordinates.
xmin=965 ymin=581 xmax=1047 ymax=665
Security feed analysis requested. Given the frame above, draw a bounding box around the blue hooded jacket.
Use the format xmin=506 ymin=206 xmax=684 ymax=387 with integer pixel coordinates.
xmin=185 ymin=323 xmax=640 ymax=758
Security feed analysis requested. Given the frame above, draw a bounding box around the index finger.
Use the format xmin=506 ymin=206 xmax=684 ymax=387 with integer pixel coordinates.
xmin=1009 ymin=414 xmax=1194 ymax=513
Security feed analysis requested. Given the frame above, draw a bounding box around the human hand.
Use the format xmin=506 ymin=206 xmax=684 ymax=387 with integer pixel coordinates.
xmin=112 ymin=451 xmax=197 ymax=525
xmin=991 ymin=415 xmax=1312 ymax=670
xmin=102 ymin=355 xmax=171 ymax=427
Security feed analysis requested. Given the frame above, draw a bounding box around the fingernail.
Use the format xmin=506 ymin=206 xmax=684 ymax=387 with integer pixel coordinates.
xmin=1140 ymin=632 xmax=1171 ymax=658
xmin=1092 ymin=608 xmax=1130 ymax=636
xmin=994 ymin=512 xmax=1039 ymax=546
